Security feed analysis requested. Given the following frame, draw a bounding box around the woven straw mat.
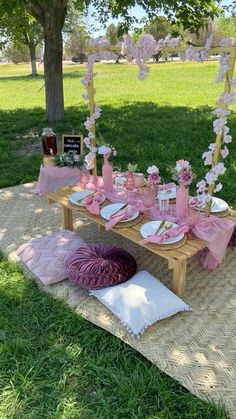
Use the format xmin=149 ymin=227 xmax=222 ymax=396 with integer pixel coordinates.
xmin=1 ymin=183 xmax=236 ymax=418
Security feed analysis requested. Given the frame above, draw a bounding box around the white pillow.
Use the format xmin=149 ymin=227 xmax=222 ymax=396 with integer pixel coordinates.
xmin=16 ymin=230 xmax=85 ymax=285
xmin=90 ymin=271 xmax=191 ymax=337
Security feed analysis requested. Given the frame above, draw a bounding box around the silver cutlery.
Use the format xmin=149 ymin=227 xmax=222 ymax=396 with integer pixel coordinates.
xmin=76 ymin=191 xmax=96 ymax=204
xmin=159 ymin=222 xmax=173 ymax=235
xmin=154 ymin=220 xmax=165 ymax=235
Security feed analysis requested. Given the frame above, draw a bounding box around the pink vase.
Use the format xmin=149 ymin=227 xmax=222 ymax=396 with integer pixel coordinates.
xmin=176 ymin=183 xmax=189 ymax=219
xmin=102 ymin=156 xmax=113 ymax=194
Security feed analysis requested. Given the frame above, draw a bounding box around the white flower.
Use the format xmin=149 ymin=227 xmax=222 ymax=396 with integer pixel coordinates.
xmin=213 ymin=162 xmax=226 ymax=175
xmin=223 ymin=134 xmax=232 ymax=144
xmin=98 ymin=145 xmax=111 ymax=155
xmin=214 ymin=183 xmax=222 ymax=193
xmin=198 ymin=193 xmax=213 ymax=204
xmin=208 ymin=143 xmax=216 ymax=151
xmin=83 ymin=137 xmax=91 ymax=148
xmin=213 ymin=117 xmax=227 ymax=135
xmin=85 ymin=152 xmax=95 ymax=170
xmin=205 ymin=171 xmax=218 ymax=185
xmin=202 ymin=150 xmax=213 ymax=164
xmin=217 ymin=91 xmax=236 ymax=106
xmin=147 ymin=165 xmax=159 ymax=174
xmin=197 ymin=180 xmax=207 ymax=193
xmin=221 ymin=146 xmax=229 ymax=158
xmin=212 ymin=107 xmax=230 ymax=118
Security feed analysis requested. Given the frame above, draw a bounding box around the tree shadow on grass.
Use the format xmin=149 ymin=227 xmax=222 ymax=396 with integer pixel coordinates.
xmin=0 ymin=255 xmax=228 ymax=419
xmin=0 ymin=102 xmax=236 ymax=205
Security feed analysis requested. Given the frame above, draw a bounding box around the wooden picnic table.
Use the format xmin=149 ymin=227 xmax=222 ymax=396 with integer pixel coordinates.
xmin=47 ymin=185 xmax=236 ymax=296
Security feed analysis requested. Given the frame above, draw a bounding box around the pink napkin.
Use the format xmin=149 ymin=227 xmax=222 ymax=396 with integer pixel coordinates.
xmin=105 ymin=207 xmax=136 ymax=230
xmin=140 ymin=224 xmax=188 ymax=244
xmin=193 ymin=214 xmax=234 ymax=269
xmin=85 ymin=193 xmax=103 ymax=215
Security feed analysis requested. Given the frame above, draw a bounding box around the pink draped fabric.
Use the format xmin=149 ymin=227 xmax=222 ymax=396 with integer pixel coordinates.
xmin=31 ymin=166 xmax=81 ymax=195
xmin=193 ymin=214 xmax=234 ymax=269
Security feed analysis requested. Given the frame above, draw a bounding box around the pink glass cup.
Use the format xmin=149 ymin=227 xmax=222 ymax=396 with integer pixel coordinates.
xmin=80 ymin=168 xmax=90 ymax=189
xmin=142 ymin=188 xmax=156 ymax=212
xmin=134 ymin=173 xmax=146 ymax=189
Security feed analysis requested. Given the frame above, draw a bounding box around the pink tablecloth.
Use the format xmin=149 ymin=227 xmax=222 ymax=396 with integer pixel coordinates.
xmin=31 ymin=166 xmax=81 ymax=195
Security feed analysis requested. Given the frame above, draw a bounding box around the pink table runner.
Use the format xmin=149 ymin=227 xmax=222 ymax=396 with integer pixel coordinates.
xmin=31 ymin=166 xmax=81 ymax=195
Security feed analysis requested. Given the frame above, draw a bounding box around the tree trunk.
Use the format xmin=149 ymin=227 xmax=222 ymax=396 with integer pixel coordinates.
xmin=44 ymin=25 xmax=64 ymax=122
xmin=23 ymin=0 xmax=68 ymax=123
xmin=29 ymin=43 xmax=37 ymax=76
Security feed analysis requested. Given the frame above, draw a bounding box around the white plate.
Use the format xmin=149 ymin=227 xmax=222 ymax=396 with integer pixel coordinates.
xmin=140 ymin=220 xmax=184 ymax=244
xmin=157 ymin=187 xmax=176 ymax=200
xmin=194 ymin=196 xmax=228 ymax=213
xmin=100 ymin=203 xmax=139 ymax=223
xmin=69 ymin=190 xmax=105 ymax=206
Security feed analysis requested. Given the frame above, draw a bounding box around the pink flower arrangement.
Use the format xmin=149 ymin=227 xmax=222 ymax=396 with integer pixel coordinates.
xmin=147 ymin=165 xmax=161 ymax=185
xmin=171 ymin=160 xmax=195 ymax=186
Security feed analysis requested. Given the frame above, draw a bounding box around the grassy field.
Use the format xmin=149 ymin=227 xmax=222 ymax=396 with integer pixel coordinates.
xmin=0 ymin=61 xmax=234 ymax=418
xmin=0 ymin=61 xmax=236 ymax=205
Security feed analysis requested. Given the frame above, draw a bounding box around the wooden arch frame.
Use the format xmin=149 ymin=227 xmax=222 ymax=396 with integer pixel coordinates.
xmin=86 ymin=44 xmax=236 ymax=213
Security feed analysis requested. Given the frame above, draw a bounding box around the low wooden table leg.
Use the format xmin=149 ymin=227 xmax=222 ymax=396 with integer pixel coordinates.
xmin=98 ymin=224 xmax=105 ymax=232
xmin=172 ymin=260 xmax=187 ymax=296
xmin=62 ymin=206 xmax=73 ymax=231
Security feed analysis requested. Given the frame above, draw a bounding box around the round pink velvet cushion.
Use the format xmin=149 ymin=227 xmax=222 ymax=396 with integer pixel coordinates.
xmin=66 ymin=244 xmax=137 ymax=289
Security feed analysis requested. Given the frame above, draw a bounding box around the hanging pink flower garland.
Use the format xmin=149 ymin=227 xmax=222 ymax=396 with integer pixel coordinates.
xmin=196 ymin=37 xmax=236 ymax=203
xmin=82 ymin=34 xmax=235 ymax=203
xmin=81 ymin=37 xmax=118 ymax=169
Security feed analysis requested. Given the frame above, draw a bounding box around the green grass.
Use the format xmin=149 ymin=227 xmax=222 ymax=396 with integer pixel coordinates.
xmin=0 ymin=62 xmax=234 ymax=417
xmin=0 ymin=61 xmax=236 ymax=205
xmin=0 ymin=253 xmax=228 ymax=418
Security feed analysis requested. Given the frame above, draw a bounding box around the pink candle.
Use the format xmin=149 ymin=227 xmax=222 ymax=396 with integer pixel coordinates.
xmin=176 ymin=183 xmax=189 ymax=219
xmin=102 ymin=156 xmax=113 ymax=194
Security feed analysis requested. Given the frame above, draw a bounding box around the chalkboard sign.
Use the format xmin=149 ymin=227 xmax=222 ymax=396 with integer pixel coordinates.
xmin=62 ymin=134 xmax=83 ymax=154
